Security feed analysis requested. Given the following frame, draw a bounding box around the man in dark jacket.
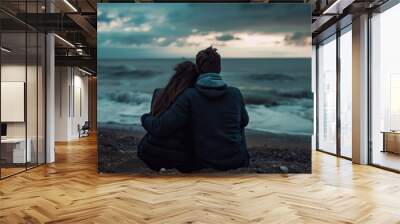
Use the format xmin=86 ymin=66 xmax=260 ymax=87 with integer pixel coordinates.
xmin=141 ymin=47 xmax=249 ymax=171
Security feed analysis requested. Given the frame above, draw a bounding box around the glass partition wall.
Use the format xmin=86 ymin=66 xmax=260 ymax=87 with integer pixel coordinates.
xmin=0 ymin=2 xmax=46 ymax=179
xmin=316 ymin=26 xmax=353 ymax=159
xmin=339 ymin=26 xmax=352 ymax=159
xmin=0 ymin=30 xmax=27 ymax=177
xmin=370 ymin=3 xmax=400 ymax=171
xmin=316 ymin=1 xmax=400 ymax=171
xmin=317 ymin=35 xmax=337 ymax=155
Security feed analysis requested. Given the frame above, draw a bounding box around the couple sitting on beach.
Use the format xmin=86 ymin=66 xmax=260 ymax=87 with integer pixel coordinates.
xmin=138 ymin=46 xmax=249 ymax=172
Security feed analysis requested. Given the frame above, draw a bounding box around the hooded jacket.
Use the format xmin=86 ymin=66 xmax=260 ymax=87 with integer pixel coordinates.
xmin=141 ymin=73 xmax=249 ymax=170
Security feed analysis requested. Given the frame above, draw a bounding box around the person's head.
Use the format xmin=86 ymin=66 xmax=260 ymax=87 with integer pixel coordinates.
xmin=196 ymin=46 xmax=221 ymax=74
xmin=151 ymin=61 xmax=198 ymax=116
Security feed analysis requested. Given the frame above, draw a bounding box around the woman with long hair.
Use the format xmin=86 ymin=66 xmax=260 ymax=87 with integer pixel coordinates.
xmin=137 ymin=61 xmax=200 ymax=172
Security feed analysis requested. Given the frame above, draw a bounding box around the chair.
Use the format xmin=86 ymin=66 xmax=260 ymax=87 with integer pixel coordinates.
xmin=79 ymin=121 xmax=90 ymax=138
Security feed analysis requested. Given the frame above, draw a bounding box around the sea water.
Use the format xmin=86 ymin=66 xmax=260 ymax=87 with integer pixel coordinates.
xmin=98 ymin=58 xmax=313 ymax=135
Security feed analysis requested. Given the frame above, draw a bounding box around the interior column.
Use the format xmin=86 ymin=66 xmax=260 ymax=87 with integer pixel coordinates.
xmin=352 ymin=14 xmax=369 ymax=164
xmin=46 ymin=1 xmax=55 ymax=163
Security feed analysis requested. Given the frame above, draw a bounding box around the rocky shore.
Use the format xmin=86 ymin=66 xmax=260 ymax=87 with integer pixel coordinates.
xmin=98 ymin=122 xmax=311 ymax=174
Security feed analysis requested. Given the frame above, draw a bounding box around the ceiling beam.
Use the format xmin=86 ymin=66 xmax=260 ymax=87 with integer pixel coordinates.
xmin=55 ymin=55 xmax=96 ymax=73
xmin=66 ymin=13 xmax=96 ymax=47
xmin=322 ymin=0 xmax=356 ymax=14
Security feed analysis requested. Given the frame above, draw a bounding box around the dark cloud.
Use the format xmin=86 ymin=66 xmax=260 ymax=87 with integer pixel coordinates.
xmin=99 ymin=31 xmax=185 ymax=48
xmin=99 ymin=32 xmax=154 ymax=46
xmin=284 ymin=32 xmax=311 ymax=46
xmin=97 ymin=4 xmax=311 ymax=58
xmin=168 ymin=4 xmax=310 ymax=34
xmin=215 ymin=34 xmax=240 ymax=41
xmin=97 ymin=11 xmax=110 ymax=23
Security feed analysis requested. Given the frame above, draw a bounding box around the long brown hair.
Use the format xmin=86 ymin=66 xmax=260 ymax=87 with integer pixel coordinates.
xmin=151 ymin=61 xmax=198 ymax=116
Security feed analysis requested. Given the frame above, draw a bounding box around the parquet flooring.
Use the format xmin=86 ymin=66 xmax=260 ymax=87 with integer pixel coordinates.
xmin=1 ymin=134 xmax=400 ymax=223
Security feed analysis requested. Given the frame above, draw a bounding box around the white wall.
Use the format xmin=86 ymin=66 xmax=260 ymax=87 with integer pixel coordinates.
xmin=72 ymin=73 xmax=89 ymax=138
xmin=55 ymin=67 xmax=89 ymax=141
xmin=55 ymin=66 xmax=70 ymax=141
xmin=1 ymin=65 xmax=41 ymax=138
xmin=1 ymin=65 xmax=26 ymax=138
xmin=1 ymin=82 xmax=25 ymax=122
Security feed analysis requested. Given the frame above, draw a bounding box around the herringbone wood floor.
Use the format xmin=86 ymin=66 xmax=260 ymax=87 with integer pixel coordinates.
xmin=1 ymin=134 xmax=400 ymax=224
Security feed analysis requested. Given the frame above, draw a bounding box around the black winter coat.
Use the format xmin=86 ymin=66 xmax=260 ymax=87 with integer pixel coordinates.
xmin=137 ymin=89 xmax=200 ymax=172
xmin=141 ymin=73 xmax=249 ymax=171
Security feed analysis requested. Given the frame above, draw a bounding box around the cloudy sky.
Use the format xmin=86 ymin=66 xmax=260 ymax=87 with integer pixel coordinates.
xmin=98 ymin=4 xmax=311 ymax=59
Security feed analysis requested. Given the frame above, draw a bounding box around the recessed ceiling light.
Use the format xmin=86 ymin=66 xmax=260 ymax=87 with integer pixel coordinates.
xmin=322 ymin=0 xmax=355 ymax=15
xmin=54 ymin=34 xmax=75 ymax=48
xmin=78 ymin=67 xmax=92 ymax=76
xmin=63 ymin=0 xmax=78 ymax=12
xmin=1 ymin=47 xmax=11 ymax=53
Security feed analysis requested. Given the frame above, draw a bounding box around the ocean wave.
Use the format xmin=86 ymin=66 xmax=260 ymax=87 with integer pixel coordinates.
xmin=245 ymin=73 xmax=295 ymax=81
xmin=97 ymin=59 xmax=312 ymax=135
xmin=244 ymin=97 xmax=279 ymax=107
xmin=275 ymin=89 xmax=313 ymax=99
xmin=99 ymin=65 xmax=127 ymax=72
xmin=272 ymin=103 xmax=313 ymax=121
xmin=112 ymin=69 xmax=159 ymax=78
xmin=106 ymin=91 xmax=152 ymax=104
xmin=100 ymin=65 xmax=160 ymax=79
xmin=103 ymin=90 xmax=312 ymax=108
xmin=98 ymin=104 xmax=313 ymax=135
xmin=246 ymin=104 xmax=313 ymax=135
xmin=98 ymin=93 xmax=313 ymax=135
xmin=243 ymin=89 xmax=312 ymax=107
xmin=98 ymin=95 xmax=151 ymax=126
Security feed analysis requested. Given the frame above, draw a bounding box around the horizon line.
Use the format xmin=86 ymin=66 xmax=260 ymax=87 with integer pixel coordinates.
xmin=98 ymin=57 xmax=311 ymax=60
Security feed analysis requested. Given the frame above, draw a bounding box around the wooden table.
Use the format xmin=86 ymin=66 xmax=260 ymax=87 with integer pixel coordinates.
xmin=382 ymin=131 xmax=400 ymax=154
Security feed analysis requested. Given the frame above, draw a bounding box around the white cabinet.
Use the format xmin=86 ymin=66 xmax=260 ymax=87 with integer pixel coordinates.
xmin=1 ymin=138 xmax=32 ymax=163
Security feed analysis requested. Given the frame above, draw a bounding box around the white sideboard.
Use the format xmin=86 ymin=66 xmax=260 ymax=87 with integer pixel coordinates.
xmin=1 ymin=138 xmax=32 ymax=163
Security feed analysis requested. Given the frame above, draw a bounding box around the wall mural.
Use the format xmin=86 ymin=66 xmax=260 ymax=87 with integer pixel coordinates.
xmin=97 ymin=3 xmax=313 ymax=174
